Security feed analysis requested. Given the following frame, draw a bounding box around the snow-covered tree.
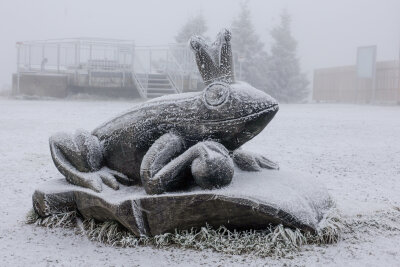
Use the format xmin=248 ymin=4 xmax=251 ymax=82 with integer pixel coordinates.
xmin=175 ymin=13 xmax=208 ymax=43
xmin=265 ymin=10 xmax=309 ymax=103
xmin=231 ymin=2 xmax=266 ymax=85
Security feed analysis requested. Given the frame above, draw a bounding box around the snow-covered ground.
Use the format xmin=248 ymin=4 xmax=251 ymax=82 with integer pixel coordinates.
xmin=1 ymin=98 xmax=400 ymax=266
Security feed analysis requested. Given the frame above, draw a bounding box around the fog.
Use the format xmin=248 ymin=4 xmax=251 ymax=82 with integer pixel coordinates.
xmin=0 ymin=0 xmax=399 ymax=87
xmin=2 ymin=1 xmax=400 ymax=265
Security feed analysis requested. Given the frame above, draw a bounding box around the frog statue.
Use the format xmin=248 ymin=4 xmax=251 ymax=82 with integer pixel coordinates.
xmin=49 ymin=29 xmax=279 ymax=195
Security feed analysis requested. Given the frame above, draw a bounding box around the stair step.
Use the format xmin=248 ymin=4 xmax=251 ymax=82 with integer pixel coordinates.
xmin=148 ymin=78 xmax=170 ymax=82
xmin=147 ymin=83 xmax=173 ymax=89
xmin=148 ymin=73 xmax=168 ymax=79
xmin=148 ymin=80 xmax=170 ymax=85
xmin=133 ymin=72 xmax=179 ymax=98
xmin=147 ymin=92 xmax=176 ymax=98
xmin=147 ymin=88 xmax=176 ymax=94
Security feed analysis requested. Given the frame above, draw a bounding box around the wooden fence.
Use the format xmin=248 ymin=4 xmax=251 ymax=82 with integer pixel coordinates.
xmin=313 ymin=61 xmax=400 ymax=103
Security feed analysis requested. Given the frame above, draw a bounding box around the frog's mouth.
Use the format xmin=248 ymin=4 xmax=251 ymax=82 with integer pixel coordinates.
xmin=200 ymin=103 xmax=279 ymax=124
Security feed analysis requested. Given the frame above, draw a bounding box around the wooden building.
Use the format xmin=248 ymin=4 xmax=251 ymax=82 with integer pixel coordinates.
xmin=313 ymin=61 xmax=400 ymax=104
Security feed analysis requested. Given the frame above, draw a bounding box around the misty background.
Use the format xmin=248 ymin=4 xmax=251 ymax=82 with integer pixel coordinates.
xmin=0 ymin=0 xmax=399 ymax=91
xmin=1 ymin=2 xmax=400 ymax=265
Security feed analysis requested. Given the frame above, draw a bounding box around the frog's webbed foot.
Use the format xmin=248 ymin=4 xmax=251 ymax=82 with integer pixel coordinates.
xmin=140 ymin=133 xmax=234 ymax=195
xmin=49 ymin=130 xmax=123 ymax=192
xmin=232 ymin=149 xmax=279 ymax=171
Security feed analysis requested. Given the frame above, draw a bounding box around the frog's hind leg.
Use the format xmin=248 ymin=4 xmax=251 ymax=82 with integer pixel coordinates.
xmin=140 ymin=133 xmax=187 ymax=194
xmin=140 ymin=133 xmax=234 ymax=195
xmin=49 ymin=129 xmax=119 ymax=192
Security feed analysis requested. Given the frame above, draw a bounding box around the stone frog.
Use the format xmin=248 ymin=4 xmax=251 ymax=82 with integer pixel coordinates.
xmin=49 ymin=29 xmax=279 ymax=195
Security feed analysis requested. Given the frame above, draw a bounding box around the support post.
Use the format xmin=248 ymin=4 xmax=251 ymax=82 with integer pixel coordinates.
xmin=371 ymin=48 xmax=377 ymax=103
xmin=397 ymin=41 xmax=400 ymax=104
xmin=16 ymin=43 xmax=21 ymax=95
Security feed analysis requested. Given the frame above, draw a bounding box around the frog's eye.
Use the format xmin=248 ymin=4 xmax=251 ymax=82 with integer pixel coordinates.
xmin=203 ymin=82 xmax=230 ymax=107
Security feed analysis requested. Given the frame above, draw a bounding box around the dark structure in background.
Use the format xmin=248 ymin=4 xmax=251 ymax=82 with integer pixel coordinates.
xmin=313 ymin=46 xmax=400 ymax=104
xmin=13 ymin=38 xmax=203 ymax=98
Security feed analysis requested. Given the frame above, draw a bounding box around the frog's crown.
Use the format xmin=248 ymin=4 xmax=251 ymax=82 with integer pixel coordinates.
xmin=189 ymin=28 xmax=235 ymax=85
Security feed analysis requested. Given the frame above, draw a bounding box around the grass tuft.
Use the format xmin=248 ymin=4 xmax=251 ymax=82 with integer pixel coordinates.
xmin=26 ymin=208 xmax=343 ymax=258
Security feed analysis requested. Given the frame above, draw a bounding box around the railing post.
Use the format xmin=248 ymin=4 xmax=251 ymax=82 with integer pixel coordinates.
xmin=57 ymin=44 xmax=60 ymax=73
xmin=41 ymin=44 xmax=45 ymax=72
xmin=131 ymin=42 xmax=135 ymax=73
xmin=181 ymin=73 xmax=184 ymax=93
xmin=166 ymin=49 xmax=169 ymax=73
xmin=77 ymin=41 xmax=80 ymax=66
xmin=122 ymin=52 xmax=126 ymax=87
xmin=74 ymin=41 xmax=79 ymax=84
xmin=149 ymin=49 xmax=152 ymax=74
xmin=28 ymin=45 xmax=31 ymax=71
xmin=89 ymin=43 xmax=92 ymax=86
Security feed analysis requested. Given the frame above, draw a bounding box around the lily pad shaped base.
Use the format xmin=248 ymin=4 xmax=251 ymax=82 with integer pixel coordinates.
xmin=32 ymin=168 xmax=334 ymax=236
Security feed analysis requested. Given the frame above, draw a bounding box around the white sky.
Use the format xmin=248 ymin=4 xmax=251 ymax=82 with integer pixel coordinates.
xmin=0 ymin=0 xmax=399 ymax=87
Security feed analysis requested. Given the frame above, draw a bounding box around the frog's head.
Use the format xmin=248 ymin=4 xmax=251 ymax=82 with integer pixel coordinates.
xmin=196 ymin=81 xmax=278 ymax=150
xmin=189 ymin=29 xmax=278 ymax=150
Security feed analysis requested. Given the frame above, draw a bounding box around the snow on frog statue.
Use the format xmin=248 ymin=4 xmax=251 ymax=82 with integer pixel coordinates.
xmin=49 ymin=29 xmax=279 ymax=195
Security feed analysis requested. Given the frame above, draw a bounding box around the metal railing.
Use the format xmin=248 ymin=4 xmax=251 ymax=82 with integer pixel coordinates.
xmin=16 ymin=38 xmax=135 ymax=74
xmin=15 ymin=38 xmax=136 ymax=91
xmin=15 ymin=38 xmax=201 ymax=97
xmin=168 ymin=44 xmax=198 ymax=76
xmin=131 ymin=54 xmax=148 ymax=98
xmin=132 ymin=44 xmax=200 ymax=96
xmin=166 ymin=49 xmax=185 ymax=93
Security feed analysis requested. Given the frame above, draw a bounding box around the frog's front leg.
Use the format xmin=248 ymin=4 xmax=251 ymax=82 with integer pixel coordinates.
xmin=49 ymin=130 xmax=127 ymax=192
xmin=232 ymin=149 xmax=279 ymax=171
xmin=140 ymin=133 xmax=234 ymax=195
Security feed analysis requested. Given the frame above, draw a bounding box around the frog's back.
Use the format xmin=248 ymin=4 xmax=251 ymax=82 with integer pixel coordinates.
xmin=91 ymin=106 xmax=144 ymax=182
xmin=92 ymin=92 xmax=201 ymax=183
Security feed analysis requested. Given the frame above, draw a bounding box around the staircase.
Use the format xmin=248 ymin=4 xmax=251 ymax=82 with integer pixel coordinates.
xmin=132 ymin=72 xmax=180 ymax=99
xmin=131 ymin=45 xmax=191 ymax=99
xmin=145 ymin=73 xmax=178 ymax=98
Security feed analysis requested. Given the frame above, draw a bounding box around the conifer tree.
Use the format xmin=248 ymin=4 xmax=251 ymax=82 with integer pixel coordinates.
xmin=265 ymin=10 xmax=309 ymax=102
xmin=175 ymin=13 xmax=208 ymax=43
xmin=231 ymin=2 xmax=266 ymax=86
